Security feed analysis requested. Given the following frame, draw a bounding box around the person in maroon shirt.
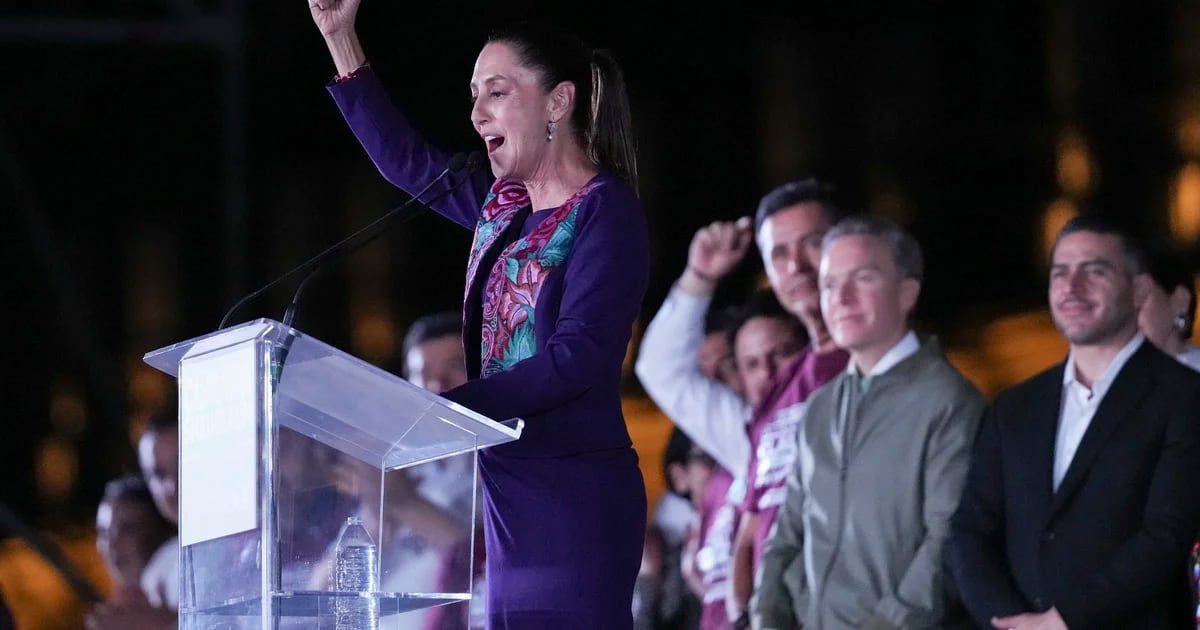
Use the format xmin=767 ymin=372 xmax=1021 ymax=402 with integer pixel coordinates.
xmin=678 ymin=181 xmax=850 ymax=627
xmin=674 ymin=439 xmax=735 ymax=630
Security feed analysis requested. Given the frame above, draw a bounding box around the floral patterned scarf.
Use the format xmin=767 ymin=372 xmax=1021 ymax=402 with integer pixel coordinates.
xmin=464 ymin=177 xmax=601 ymax=378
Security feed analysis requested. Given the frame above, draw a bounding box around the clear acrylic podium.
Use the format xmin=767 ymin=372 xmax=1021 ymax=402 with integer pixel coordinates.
xmin=144 ymin=318 xmax=523 ymax=629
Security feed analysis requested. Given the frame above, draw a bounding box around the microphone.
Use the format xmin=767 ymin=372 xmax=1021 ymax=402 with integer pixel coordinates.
xmin=218 ymin=151 xmax=482 ymax=331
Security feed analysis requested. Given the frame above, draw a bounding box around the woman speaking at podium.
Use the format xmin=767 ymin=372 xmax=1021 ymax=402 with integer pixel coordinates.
xmin=308 ymin=1 xmax=649 ymax=627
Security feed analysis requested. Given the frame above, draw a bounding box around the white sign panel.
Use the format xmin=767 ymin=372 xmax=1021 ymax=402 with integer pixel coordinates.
xmin=178 ymin=343 xmax=259 ymax=546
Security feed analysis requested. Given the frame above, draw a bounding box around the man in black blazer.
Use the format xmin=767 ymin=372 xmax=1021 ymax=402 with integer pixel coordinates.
xmin=949 ymin=215 xmax=1200 ymax=630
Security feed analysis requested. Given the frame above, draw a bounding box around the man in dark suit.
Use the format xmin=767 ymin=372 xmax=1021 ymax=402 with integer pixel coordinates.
xmin=949 ymin=215 xmax=1200 ymax=630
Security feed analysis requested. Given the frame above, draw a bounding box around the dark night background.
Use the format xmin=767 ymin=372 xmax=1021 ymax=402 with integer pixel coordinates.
xmin=2 ymin=1 xmax=1199 ymax=625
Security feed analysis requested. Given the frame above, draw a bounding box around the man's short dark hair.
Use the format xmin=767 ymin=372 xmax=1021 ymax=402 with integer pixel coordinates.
xmin=401 ymin=311 xmax=463 ymax=362
xmin=754 ymin=177 xmax=842 ymax=238
xmin=704 ymin=304 xmax=741 ymax=337
xmin=1052 ymin=213 xmax=1148 ymax=275
xmin=726 ymin=289 xmax=807 ymax=351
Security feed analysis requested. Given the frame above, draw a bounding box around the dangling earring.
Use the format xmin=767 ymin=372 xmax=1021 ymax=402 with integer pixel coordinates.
xmin=546 ymin=120 xmax=557 ymax=142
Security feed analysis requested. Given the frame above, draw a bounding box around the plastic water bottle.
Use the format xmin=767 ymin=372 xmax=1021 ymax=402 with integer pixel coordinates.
xmin=333 ymin=516 xmax=379 ymax=630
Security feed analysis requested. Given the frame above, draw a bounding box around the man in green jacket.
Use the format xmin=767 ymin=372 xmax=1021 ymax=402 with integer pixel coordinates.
xmin=754 ymin=215 xmax=985 ymax=630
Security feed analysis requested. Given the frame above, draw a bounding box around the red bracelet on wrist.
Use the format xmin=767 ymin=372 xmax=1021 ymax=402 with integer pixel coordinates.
xmin=334 ymin=61 xmax=371 ymax=83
